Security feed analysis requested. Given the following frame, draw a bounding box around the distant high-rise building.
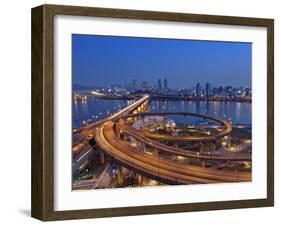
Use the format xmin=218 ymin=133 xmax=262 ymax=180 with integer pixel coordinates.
xmin=212 ymin=87 xmax=218 ymax=96
xmin=245 ymin=88 xmax=251 ymax=96
xmin=164 ymin=78 xmax=168 ymax=89
xmin=158 ymin=79 xmax=162 ymax=90
xmin=142 ymin=81 xmax=148 ymax=90
xmin=196 ymin=82 xmax=201 ymax=97
xmin=205 ymin=83 xmax=211 ymax=97
xmin=224 ymin=86 xmax=233 ymax=96
xmin=218 ymin=86 xmax=223 ymax=96
xmin=132 ymin=79 xmax=137 ymax=90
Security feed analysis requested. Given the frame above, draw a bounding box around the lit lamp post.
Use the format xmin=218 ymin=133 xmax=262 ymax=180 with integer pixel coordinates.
xmin=227 ymin=135 xmax=231 ymax=147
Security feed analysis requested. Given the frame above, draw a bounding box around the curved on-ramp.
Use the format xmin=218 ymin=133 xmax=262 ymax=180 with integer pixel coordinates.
xmin=118 ymin=124 xmax=251 ymax=161
xmin=95 ymin=122 xmax=251 ymax=185
xmin=121 ymin=112 xmax=232 ymax=142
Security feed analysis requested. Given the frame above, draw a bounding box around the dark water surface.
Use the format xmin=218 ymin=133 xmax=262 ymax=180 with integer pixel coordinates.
xmin=73 ymin=99 xmax=251 ymax=128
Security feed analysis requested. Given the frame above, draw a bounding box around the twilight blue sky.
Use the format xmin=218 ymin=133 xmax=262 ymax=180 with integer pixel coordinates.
xmin=72 ymin=34 xmax=252 ymax=88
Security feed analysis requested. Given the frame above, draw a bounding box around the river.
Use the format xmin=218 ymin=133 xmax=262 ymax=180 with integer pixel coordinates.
xmin=72 ymin=99 xmax=251 ymax=128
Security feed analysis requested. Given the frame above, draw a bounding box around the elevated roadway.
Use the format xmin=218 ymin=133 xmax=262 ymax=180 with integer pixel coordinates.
xmin=121 ymin=112 xmax=232 ymax=142
xmin=95 ymin=122 xmax=251 ymax=184
xmin=118 ymin=123 xmax=251 ymax=161
xmin=72 ymin=95 xmax=149 ymax=160
xmin=74 ymin=95 xmax=149 ymax=134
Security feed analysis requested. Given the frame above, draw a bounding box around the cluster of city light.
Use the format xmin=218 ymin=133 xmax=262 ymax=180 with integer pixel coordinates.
xmin=91 ymin=91 xmax=105 ymax=96
xmin=95 ymin=79 xmax=251 ymax=98
xmin=73 ymin=93 xmax=88 ymax=102
xmin=221 ymin=137 xmax=252 ymax=153
xmin=73 ymin=78 xmax=252 ymax=104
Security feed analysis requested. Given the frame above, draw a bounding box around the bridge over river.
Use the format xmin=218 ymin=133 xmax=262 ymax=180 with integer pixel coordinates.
xmin=73 ymin=95 xmax=251 ymax=187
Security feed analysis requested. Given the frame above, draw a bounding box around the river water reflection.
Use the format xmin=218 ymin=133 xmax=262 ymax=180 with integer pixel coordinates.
xmin=148 ymin=100 xmax=251 ymax=125
xmin=72 ymin=99 xmax=251 ymax=128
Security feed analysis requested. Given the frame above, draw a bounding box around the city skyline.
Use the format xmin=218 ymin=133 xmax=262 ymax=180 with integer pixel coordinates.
xmin=73 ymin=78 xmax=252 ymax=100
xmin=73 ymin=79 xmax=252 ymax=91
xmin=72 ymin=34 xmax=252 ymax=88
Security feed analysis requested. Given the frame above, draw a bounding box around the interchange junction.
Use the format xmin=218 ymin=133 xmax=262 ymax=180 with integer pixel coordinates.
xmin=72 ymin=95 xmax=252 ymax=189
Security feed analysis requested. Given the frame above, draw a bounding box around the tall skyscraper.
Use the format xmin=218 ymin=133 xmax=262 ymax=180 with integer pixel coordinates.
xmin=196 ymin=82 xmax=201 ymax=97
xmin=164 ymin=78 xmax=168 ymax=89
xmin=158 ymin=79 xmax=162 ymax=90
xmin=132 ymin=79 xmax=137 ymax=90
xmin=205 ymin=83 xmax=211 ymax=97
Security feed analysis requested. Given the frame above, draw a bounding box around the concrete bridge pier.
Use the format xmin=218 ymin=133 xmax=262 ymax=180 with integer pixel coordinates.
xmin=142 ymin=142 xmax=146 ymax=152
xmin=100 ymin=151 xmax=105 ymax=164
xmin=135 ymin=140 xmax=143 ymax=151
xmin=129 ymin=136 xmax=137 ymax=145
xmin=137 ymin=174 xmax=143 ymax=185
xmin=201 ymin=160 xmax=206 ymax=168
xmin=210 ymin=142 xmax=216 ymax=153
xmin=172 ymin=155 xmax=177 ymax=161
xmin=153 ymin=148 xmax=159 ymax=157
xmin=116 ymin=127 xmax=120 ymax=139
xmin=227 ymin=135 xmax=231 ymax=147
xmin=100 ymin=150 xmax=105 ymax=164
xmin=117 ymin=166 xmax=124 ymax=185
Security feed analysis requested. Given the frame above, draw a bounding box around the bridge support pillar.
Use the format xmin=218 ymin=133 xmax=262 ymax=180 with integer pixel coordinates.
xmin=117 ymin=166 xmax=123 ymax=185
xmin=153 ymin=149 xmax=158 ymax=157
xmin=211 ymin=142 xmax=216 ymax=153
xmin=137 ymin=175 xmax=143 ymax=185
xmin=142 ymin=142 xmax=146 ymax=152
xmin=116 ymin=128 xmax=120 ymax=139
xmin=136 ymin=140 xmax=142 ymax=151
xmin=100 ymin=151 xmax=105 ymax=164
xmin=172 ymin=155 xmax=177 ymax=161
xmin=227 ymin=135 xmax=231 ymax=147
xmin=129 ymin=137 xmax=136 ymax=146
xmin=201 ymin=160 xmax=206 ymax=168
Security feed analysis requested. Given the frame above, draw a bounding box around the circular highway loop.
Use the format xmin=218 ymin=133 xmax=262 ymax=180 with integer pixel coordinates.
xmin=120 ymin=112 xmax=232 ymax=142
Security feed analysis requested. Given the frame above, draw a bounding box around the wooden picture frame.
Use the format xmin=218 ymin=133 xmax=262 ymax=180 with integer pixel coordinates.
xmin=31 ymin=4 xmax=274 ymax=221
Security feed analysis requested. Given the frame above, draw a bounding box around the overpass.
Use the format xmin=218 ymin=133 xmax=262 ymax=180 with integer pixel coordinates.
xmin=74 ymin=95 xmax=149 ymax=134
xmin=120 ymin=112 xmax=232 ymax=142
xmin=95 ymin=122 xmax=251 ymax=184
xmin=74 ymin=95 xmax=251 ymax=186
xmin=116 ymin=111 xmax=251 ymax=161
xmin=72 ymin=95 xmax=149 ymax=177
xmin=118 ymin=123 xmax=251 ymax=161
